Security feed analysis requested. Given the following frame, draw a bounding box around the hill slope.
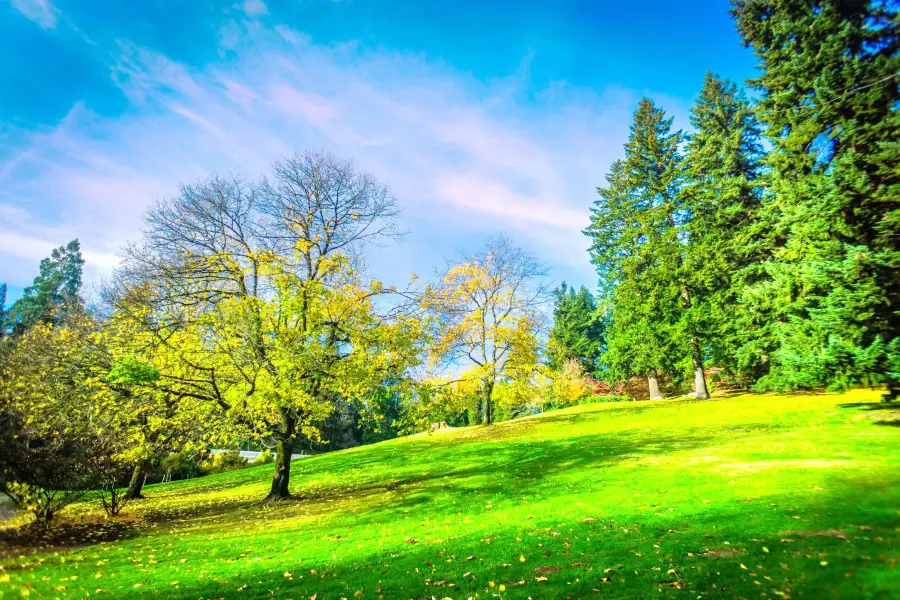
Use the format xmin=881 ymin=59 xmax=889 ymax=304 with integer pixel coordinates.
xmin=3 ymin=390 xmax=899 ymax=599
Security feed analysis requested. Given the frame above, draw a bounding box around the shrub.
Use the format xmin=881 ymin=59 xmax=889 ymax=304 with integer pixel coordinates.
xmin=580 ymin=395 xmax=631 ymax=404
xmin=160 ymin=451 xmax=204 ymax=481
xmin=203 ymin=451 xmax=248 ymax=474
xmin=254 ymin=449 xmax=274 ymax=465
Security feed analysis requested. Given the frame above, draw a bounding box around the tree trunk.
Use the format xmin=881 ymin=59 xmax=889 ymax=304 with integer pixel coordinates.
xmin=690 ymin=337 xmax=711 ymax=400
xmin=125 ymin=462 xmax=148 ymax=500
xmin=885 ymin=379 xmax=900 ymax=402
xmin=647 ymin=369 xmax=663 ymax=400
xmin=483 ymin=380 xmax=494 ymax=425
xmin=266 ymin=413 xmax=296 ymax=501
xmin=680 ymin=286 xmax=710 ymax=400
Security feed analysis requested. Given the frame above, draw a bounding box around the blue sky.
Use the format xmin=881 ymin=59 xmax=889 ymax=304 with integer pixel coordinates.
xmin=0 ymin=0 xmax=757 ymax=303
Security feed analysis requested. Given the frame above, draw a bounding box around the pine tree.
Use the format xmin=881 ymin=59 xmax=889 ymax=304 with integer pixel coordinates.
xmin=682 ymin=73 xmax=766 ymax=386
xmin=585 ymin=100 xmax=689 ymax=397
xmin=548 ymin=283 xmax=605 ymax=375
xmin=6 ymin=240 xmax=85 ymax=335
xmin=732 ymin=0 xmax=900 ymax=397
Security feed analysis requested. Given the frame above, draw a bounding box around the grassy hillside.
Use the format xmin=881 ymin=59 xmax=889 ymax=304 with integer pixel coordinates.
xmin=2 ymin=390 xmax=899 ymax=599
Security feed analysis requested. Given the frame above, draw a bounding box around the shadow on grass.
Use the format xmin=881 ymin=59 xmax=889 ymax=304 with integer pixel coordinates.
xmin=0 ymin=404 xmax=792 ymax=555
xmin=281 ymin=421 xmax=790 ymax=520
xmin=109 ymin=426 xmax=745 ymax=542
xmin=0 ymin=518 xmax=137 ymax=559
xmin=140 ymin=477 xmax=900 ymax=600
xmin=838 ymin=402 xmax=900 ymax=427
xmin=837 ymin=402 xmax=900 ymax=412
xmin=139 ymin=494 xmax=262 ymax=527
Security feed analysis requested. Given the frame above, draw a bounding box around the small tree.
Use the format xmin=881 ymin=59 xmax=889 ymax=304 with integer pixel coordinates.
xmin=5 ymin=240 xmax=84 ymax=337
xmin=0 ymin=317 xmax=103 ymax=523
xmin=550 ymin=358 xmax=592 ymax=407
xmin=101 ymin=285 xmax=231 ymax=500
xmin=425 ymin=236 xmax=547 ymax=425
xmin=89 ymin=435 xmax=136 ymax=518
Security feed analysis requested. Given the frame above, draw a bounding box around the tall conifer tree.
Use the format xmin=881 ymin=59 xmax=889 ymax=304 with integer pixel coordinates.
xmin=732 ymin=0 xmax=900 ymax=397
xmin=6 ymin=240 xmax=85 ymax=336
xmin=586 ymin=100 xmax=695 ymax=397
xmin=682 ymin=73 xmax=766 ymax=384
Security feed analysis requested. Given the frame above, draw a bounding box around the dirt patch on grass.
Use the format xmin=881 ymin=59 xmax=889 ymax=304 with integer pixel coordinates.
xmin=779 ymin=529 xmax=846 ymax=538
xmin=701 ymin=548 xmax=741 ymax=558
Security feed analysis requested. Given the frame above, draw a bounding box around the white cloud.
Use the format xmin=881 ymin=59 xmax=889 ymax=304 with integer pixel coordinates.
xmin=242 ymin=0 xmax=268 ymax=17
xmin=0 ymin=19 xmax=656 ymax=296
xmin=10 ymin=0 xmax=59 ymax=29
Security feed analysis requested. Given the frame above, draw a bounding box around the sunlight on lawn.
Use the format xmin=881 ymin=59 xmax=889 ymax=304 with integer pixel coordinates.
xmin=2 ymin=389 xmax=898 ymax=599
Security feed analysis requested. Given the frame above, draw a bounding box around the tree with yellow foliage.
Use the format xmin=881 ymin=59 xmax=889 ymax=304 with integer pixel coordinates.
xmin=424 ymin=237 xmax=547 ymax=425
xmin=115 ymin=151 xmax=425 ymax=500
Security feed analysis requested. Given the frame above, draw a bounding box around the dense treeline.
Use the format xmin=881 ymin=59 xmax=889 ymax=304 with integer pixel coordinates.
xmin=0 ymin=0 xmax=896 ymax=524
xmin=569 ymin=0 xmax=898 ymax=399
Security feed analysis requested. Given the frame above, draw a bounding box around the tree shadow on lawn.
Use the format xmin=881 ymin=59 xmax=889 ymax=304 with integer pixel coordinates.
xmin=143 ymin=477 xmax=900 ymax=600
xmin=838 ymin=402 xmax=900 ymax=427
xmin=0 ymin=417 xmax=788 ymax=555
xmin=837 ymin=402 xmax=900 ymax=412
xmin=490 ymin=393 xmax=791 ymax=434
xmin=284 ymin=423 xmax=791 ymax=529
xmin=0 ymin=517 xmax=137 ymax=559
xmin=311 ymin=416 xmax=789 ymax=479
xmin=21 ymin=428 xmax=729 ymax=552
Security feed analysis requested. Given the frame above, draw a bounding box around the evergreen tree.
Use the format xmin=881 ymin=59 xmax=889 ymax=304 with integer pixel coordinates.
xmin=585 ymin=100 xmax=689 ymax=397
xmin=6 ymin=240 xmax=85 ymax=335
xmin=732 ymin=0 xmax=900 ymax=397
xmin=548 ymin=283 xmax=605 ymax=375
xmin=682 ymin=73 xmax=766 ymax=385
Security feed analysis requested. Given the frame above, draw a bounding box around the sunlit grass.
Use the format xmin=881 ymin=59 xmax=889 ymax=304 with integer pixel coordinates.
xmin=2 ymin=389 xmax=898 ymax=599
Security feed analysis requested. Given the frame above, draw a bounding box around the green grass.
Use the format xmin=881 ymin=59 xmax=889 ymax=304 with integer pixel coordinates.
xmin=2 ymin=390 xmax=899 ymax=599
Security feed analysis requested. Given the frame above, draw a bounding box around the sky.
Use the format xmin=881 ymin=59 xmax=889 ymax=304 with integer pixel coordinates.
xmin=0 ymin=0 xmax=758 ymax=304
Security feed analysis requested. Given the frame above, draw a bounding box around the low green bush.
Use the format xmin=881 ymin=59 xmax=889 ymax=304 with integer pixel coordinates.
xmin=581 ymin=394 xmax=631 ymax=404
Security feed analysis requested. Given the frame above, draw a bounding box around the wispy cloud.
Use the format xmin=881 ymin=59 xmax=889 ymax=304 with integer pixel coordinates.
xmin=0 ymin=15 xmax=664 ymax=295
xmin=241 ymin=0 xmax=268 ymax=17
xmin=10 ymin=0 xmax=59 ymax=29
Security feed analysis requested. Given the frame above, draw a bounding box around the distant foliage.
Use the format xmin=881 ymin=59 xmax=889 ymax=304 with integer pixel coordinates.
xmin=3 ymin=240 xmax=84 ymax=339
xmin=204 ymin=452 xmax=249 ymax=474
xmin=255 ymin=449 xmax=274 ymax=465
xmin=548 ymin=284 xmax=605 ymax=376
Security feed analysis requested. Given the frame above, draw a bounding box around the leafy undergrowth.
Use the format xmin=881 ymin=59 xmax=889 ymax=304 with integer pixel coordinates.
xmin=2 ymin=390 xmax=899 ymax=599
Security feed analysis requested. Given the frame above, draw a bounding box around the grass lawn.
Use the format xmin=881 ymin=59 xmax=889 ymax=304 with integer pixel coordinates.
xmin=2 ymin=389 xmax=899 ymax=599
